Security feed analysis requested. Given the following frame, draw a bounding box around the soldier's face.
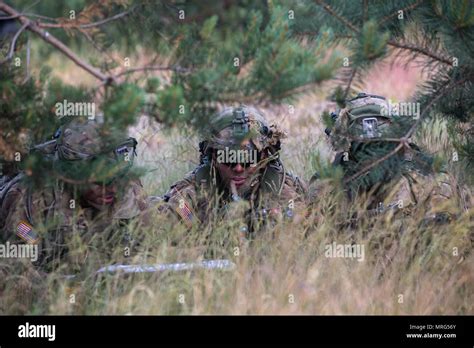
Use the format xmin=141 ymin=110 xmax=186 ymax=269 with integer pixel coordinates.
xmin=217 ymin=161 xmax=258 ymax=192
xmin=82 ymin=183 xmax=117 ymax=207
xmin=214 ymin=140 xmax=263 ymax=195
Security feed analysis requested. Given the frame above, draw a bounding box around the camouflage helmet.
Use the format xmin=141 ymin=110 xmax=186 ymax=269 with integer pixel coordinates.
xmin=202 ymin=105 xmax=285 ymax=155
xmin=53 ymin=119 xmax=137 ymax=184
xmin=56 ymin=120 xmax=104 ymax=160
xmin=330 ymin=93 xmax=393 ymax=151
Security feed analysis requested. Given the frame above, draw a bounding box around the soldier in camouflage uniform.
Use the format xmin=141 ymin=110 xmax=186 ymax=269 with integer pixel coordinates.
xmin=161 ymin=106 xmax=306 ymax=237
xmin=309 ymin=92 xmax=461 ymax=222
xmin=0 ymin=119 xmax=149 ymax=268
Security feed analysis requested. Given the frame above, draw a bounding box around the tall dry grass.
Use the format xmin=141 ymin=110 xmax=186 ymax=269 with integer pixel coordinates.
xmin=1 ymin=118 xmax=472 ymax=315
xmin=0 ymin=49 xmax=472 ymax=315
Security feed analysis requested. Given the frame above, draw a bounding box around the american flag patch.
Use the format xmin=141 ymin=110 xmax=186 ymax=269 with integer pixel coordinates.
xmin=175 ymin=199 xmax=194 ymax=228
xmin=16 ymin=220 xmax=39 ymax=245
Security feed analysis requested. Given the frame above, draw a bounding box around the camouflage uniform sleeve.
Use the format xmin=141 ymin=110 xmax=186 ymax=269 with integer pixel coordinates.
xmin=0 ymin=180 xmax=65 ymax=244
xmin=162 ymin=171 xmax=200 ymax=229
xmin=0 ymin=180 xmax=27 ymax=241
xmin=262 ymin=169 xmax=307 ymax=223
xmin=1 ymin=175 xmax=104 ymax=245
xmin=112 ymin=178 xmax=149 ymax=220
xmin=388 ymin=170 xmax=457 ymax=220
xmin=330 ymin=108 xmax=351 ymax=153
xmin=279 ymin=171 xmax=307 ymax=206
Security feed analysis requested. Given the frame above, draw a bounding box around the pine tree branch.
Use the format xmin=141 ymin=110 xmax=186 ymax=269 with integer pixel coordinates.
xmin=78 ymin=6 xmax=136 ymax=29
xmin=314 ymin=0 xmax=453 ymax=67
xmin=363 ymin=0 xmax=368 ymax=23
xmin=387 ymin=40 xmax=453 ymax=66
xmin=405 ymin=75 xmax=472 ymax=138
xmin=0 ymin=1 xmax=113 ymax=83
xmin=343 ymin=75 xmax=471 ymax=184
xmin=314 ymin=0 xmax=360 ymax=33
xmin=343 ymin=141 xmax=405 ymax=184
xmin=343 ymin=68 xmax=357 ymax=99
xmin=114 ymin=65 xmax=192 ymax=78
xmin=0 ymin=2 xmax=189 ymax=90
xmin=0 ymin=12 xmax=61 ymax=21
xmin=37 ymin=6 xmax=136 ymax=29
xmin=93 ymin=65 xmax=192 ymax=92
xmin=77 ymin=27 xmax=119 ymax=66
xmin=0 ymin=21 xmax=28 ymax=65
xmin=378 ymin=0 xmax=424 ymax=26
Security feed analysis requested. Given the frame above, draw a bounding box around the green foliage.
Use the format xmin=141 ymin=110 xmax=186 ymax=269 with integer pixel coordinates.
xmin=352 ymin=20 xmax=389 ymax=65
xmin=152 ymin=5 xmax=341 ymax=133
xmin=2 ymin=0 xmax=472 ymax=184
xmin=0 ymin=65 xmax=87 ymax=166
xmin=321 ymin=110 xmax=336 ymax=130
xmin=102 ymin=83 xmax=145 ymax=129
xmin=308 ymin=148 xmax=344 ymax=181
xmin=0 ymin=0 xmax=472 ymax=316
xmin=145 ymin=77 xmax=160 ymax=93
xmin=249 ymin=11 xmax=340 ymax=100
xmin=279 ymin=0 xmax=474 ymax=182
xmin=2 ymin=1 xmax=341 ymax=156
xmin=156 ymin=85 xmax=188 ymax=125
xmin=199 ymin=15 xmax=218 ymax=40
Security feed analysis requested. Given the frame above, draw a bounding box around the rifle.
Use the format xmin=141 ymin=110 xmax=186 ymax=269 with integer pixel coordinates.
xmin=64 ymin=259 xmax=236 ymax=280
xmin=349 ymin=201 xmax=452 ymax=225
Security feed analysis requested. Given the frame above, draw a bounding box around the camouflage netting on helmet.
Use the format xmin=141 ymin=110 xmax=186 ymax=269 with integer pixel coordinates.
xmin=203 ymin=105 xmax=286 ymax=154
xmin=330 ymin=93 xmax=412 ymax=152
xmin=56 ymin=121 xmax=104 ymax=160
xmin=328 ymin=93 xmax=434 ymax=193
xmin=52 ymin=119 xmax=137 ymax=184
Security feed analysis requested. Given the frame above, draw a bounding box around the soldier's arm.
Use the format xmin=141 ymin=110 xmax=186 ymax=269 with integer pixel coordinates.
xmin=112 ymin=178 xmax=150 ymax=221
xmin=0 ymin=182 xmax=38 ymax=244
xmin=162 ymin=175 xmax=200 ymax=229
xmin=267 ymin=171 xmax=308 ymax=224
xmin=372 ymin=171 xmax=458 ymax=224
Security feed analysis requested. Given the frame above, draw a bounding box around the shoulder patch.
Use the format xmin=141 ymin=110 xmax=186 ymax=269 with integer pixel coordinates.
xmin=16 ymin=220 xmax=39 ymax=244
xmin=175 ymin=198 xmax=195 ymax=228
